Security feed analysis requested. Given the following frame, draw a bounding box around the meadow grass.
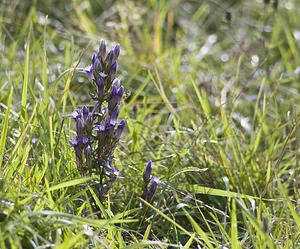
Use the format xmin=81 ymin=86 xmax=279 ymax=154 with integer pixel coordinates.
xmin=0 ymin=0 xmax=299 ymax=248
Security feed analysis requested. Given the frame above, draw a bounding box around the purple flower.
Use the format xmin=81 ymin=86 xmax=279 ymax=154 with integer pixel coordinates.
xmin=93 ymin=58 xmax=102 ymax=75
xmin=31 ymin=137 xmax=38 ymax=144
xmin=76 ymin=118 xmax=84 ymax=137
xmin=84 ymin=65 xmax=94 ymax=82
xmin=68 ymin=136 xmax=83 ymax=165
xmin=108 ymin=61 xmax=118 ymax=79
xmin=105 ymin=50 xmax=114 ymax=68
xmin=81 ymin=135 xmax=92 ymax=145
xmin=146 ymin=177 xmax=161 ymax=200
xmin=67 ymin=109 xmax=82 ymax=120
xmin=108 ymin=85 xmax=124 ymax=113
xmin=109 ymin=106 xmax=120 ymax=126
xmin=82 ymin=106 xmax=89 ymax=120
xmin=68 ymin=136 xmax=80 ymax=147
xmin=98 ymin=39 xmax=106 ymax=60
xmin=143 ymin=160 xmax=152 ymax=182
xmin=114 ymin=119 xmax=126 ymax=139
xmin=85 ymin=145 xmax=92 ymax=168
xmin=118 ymin=86 xmax=124 ymax=98
xmin=112 ymin=78 xmax=120 ymax=88
xmin=113 ymin=44 xmax=120 ymax=62
xmin=97 ymin=78 xmax=105 ymax=101
xmin=109 ymin=167 xmax=120 ymax=184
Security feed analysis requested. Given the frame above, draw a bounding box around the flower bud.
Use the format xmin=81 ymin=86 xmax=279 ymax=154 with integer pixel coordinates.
xmin=86 ymin=113 xmax=93 ymax=132
xmin=98 ymin=39 xmax=106 ymax=60
xmin=82 ymin=106 xmax=89 ymax=121
xmin=92 ymin=101 xmax=100 ymax=113
xmin=97 ymin=77 xmax=105 ymax=101
xmin=105 ymin=50 xmax=114 ymax=68
xmin=113 ymin=44 xmax=120 ymax=62
xmin=115 ymin=119 xmax=125 ymax=139
xmin=76 ymin=118 xmax=84 ymax=137
xmin=93 ymin=58 xmax=102 ymax=75
xmin=81 ymin=135 xmax=91 ymax=145
xmin=112 ymin=78 xmax=120 ymax=88
xmin=85 ymin=145 xmax=92 ymax=168
xmin=109 ymin=61 xmax=118 ymax=79
xmin=117 ymin=86 xmax=124 ymax=98
xmin=143 ymin=160 xmax=152 ymax=182
xmin=110 ymin=105 xmax=120 ymax=126
xmin=146 ymin=177 xmax=161 ymax=200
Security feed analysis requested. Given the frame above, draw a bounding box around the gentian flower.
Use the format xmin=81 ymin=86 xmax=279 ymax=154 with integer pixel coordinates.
xmin=146 ymin=177 xmax=161 ymax=200
xmin=68 ymin=39 xmax=126 ymax=201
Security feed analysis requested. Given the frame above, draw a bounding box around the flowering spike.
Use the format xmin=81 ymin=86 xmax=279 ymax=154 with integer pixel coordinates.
xmin=76 ymin=119 xmax=84 ymax=137
xmin=68 ymin=39 xmax=126 ymax=202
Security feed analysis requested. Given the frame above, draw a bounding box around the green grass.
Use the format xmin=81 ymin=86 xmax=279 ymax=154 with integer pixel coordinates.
xmin=0 ymin=0 xmax=299 ymax=248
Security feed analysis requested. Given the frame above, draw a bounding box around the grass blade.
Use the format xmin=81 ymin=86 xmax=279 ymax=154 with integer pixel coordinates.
xmin=0 ymin=87 xmax=13 ymax=167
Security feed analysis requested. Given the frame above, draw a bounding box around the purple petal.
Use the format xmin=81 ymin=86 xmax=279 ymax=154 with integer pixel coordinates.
xmin=143 ymin=160 xmax=152 ymax=181
xmin=67 ymin=109 xmax=82 ymax=120
xmin=84 ymin=65 xmax=94 ymax=82
xmin=110 ymin=105 xmax=120 ymax=125
xmin=105 ymin=50 xmax=114 ymax=66
xmin=113 ymin=44 xmax=120 ymax=62
xmin=115 ymin=119 xmax=126 ymax=139
xmin=146 ymin=177 xmax=161 ymax=200
xmin=98 ymin=39 xmax=106 ymax=60
xmin=82 ymin=106 xmax=89 ymax=120
xmin=112 ymin=78 xmax=120 ymax=88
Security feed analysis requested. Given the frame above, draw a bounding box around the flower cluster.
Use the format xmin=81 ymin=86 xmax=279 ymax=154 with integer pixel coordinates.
xmin=68 ymin=40 xmax=125 ymax=200
xmin=141 ymin=161 xmax=161 ymax=201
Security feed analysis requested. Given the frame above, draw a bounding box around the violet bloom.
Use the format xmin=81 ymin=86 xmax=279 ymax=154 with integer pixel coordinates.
xmin=67 ymin=109 xmax=82 ymax=120
xmin=82 ymin=106 xmax=93 ymax=132
xmin=109 ymin=106 xmax=120 ymax=126
xmin=68 ymin=136 xmax=83 ymax=165
xmin=68 ymin=39 xmax=126 ymax=201
xmin=108 ymin=61 xmax=118 ymax=80
xmin=108 ymin=85 xmax=124 ymax=114
xmin=84 ymin=65 xmax=94 ymax=82
xmin=146 ymin=177 xmax=161 ymax=200
xmin=98 ymin=40 xmax=106 ymax=60
xmin=105 ymin=50 xmax=114 ymax=68
xmin=114 ymin=119 xmax=126 ymax=139
xmin=109 ymin=167 xmax=120 ymax=184
xmin=97 ymin=78 xmax=105 ymax=101
xmin=113 ymin=44 xmax=120 ymax=62
xmin=143 ymin=160 xmax=152 ymax=182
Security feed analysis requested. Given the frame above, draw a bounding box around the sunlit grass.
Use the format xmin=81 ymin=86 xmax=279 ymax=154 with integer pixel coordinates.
xmin=0 ymin=0 xmax=299 ymax=248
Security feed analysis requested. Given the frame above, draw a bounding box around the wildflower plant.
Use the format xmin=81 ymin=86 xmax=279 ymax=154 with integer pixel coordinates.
xmin=68 ymin=40 xmax=125 ymax=201
xmin=141 ymin=160 xmax=160 ymax=201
